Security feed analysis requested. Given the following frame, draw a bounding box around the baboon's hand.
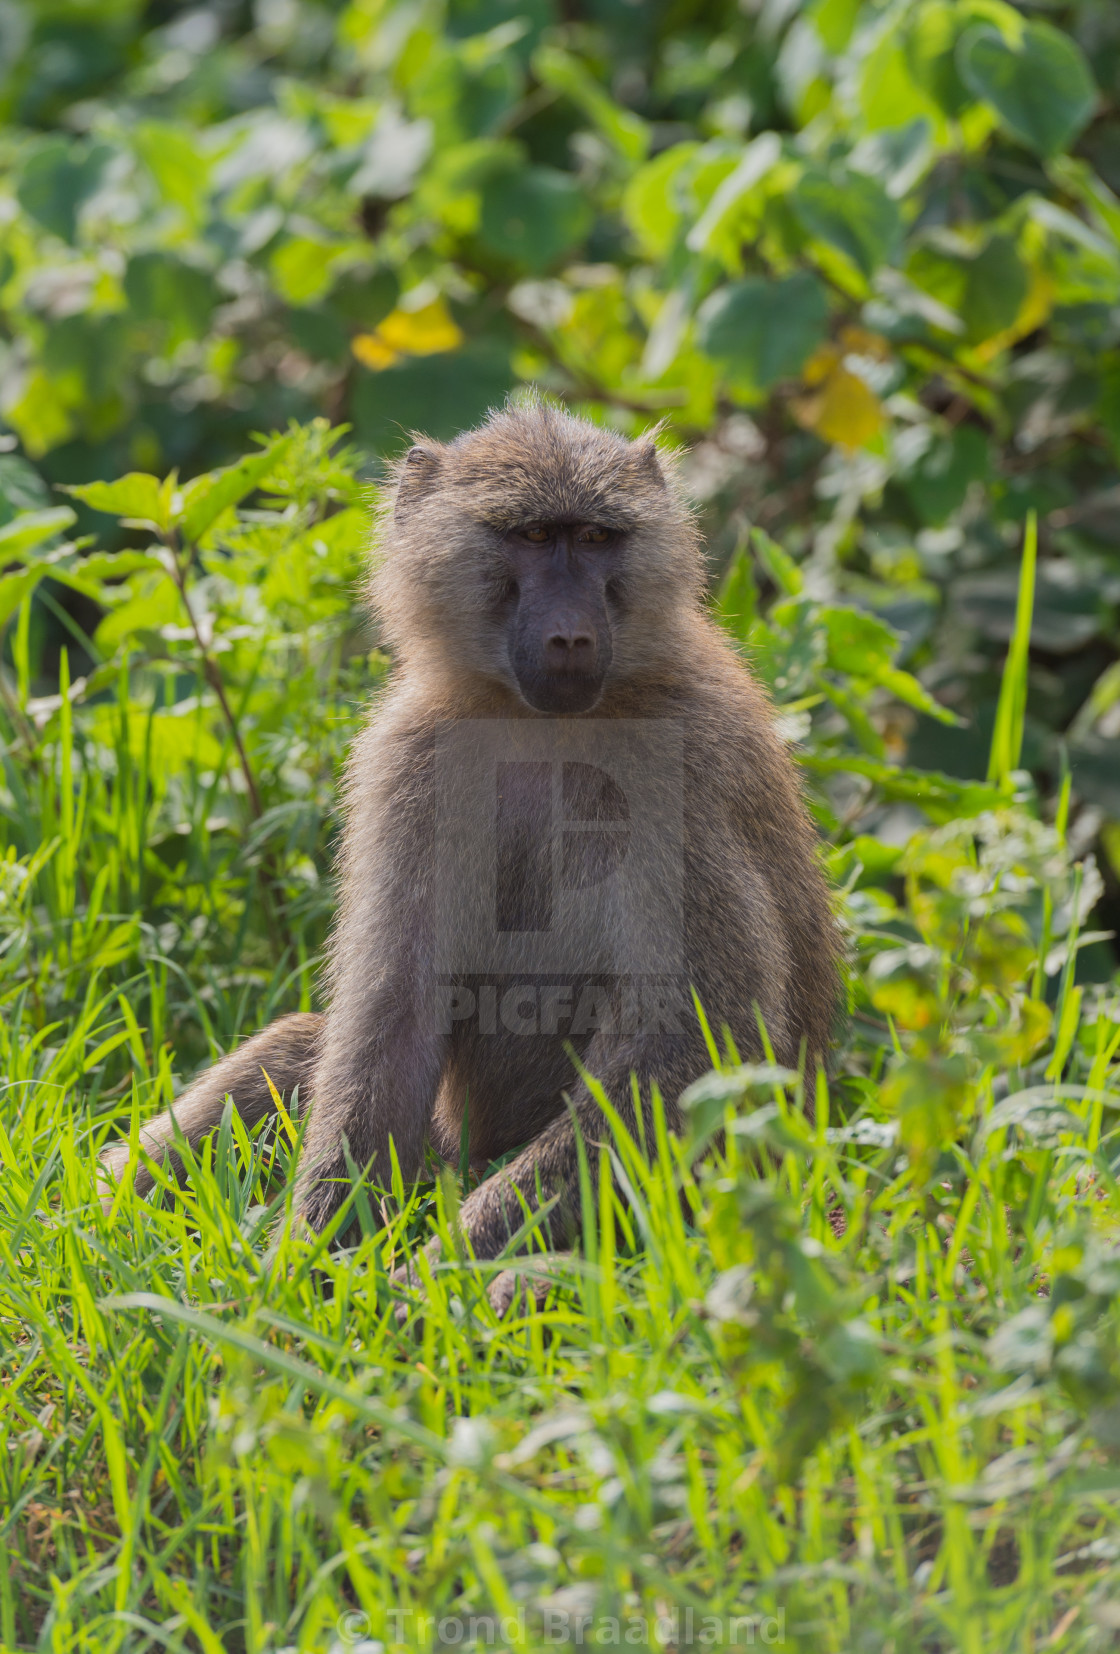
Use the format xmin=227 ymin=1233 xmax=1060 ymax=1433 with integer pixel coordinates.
xmin=388 ymin=1245 xmax=432 ymax=1331
xmin=485 ymin=1267 xmax=555 ymax=1317
xmin=96 ymin=1143 xmax=130 ymax=1213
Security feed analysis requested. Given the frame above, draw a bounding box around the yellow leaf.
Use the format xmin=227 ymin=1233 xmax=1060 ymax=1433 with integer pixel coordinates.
xmin=793 ymin=359 xmax=883 ymax=449
xmin=261 ymin=1067 xmax=299 ymax=1148
xmin=352 ymin=333 xmax=400 ymax=370
xmin=1004 ymin=998 xmax=1053 ymax=1065
xmin=869 ymin=975 xmax=939 ymax=1032
xmin=1102 ymin=821 xmax=1120 ymax=881
xmin=351 ymin=297 xmax=465 ymax=373
xmin=377 ymin=298 xmax=464 ymax=356
xmin=837 ymin=324 xmax=891 ymax=360
xmin=800 ymin=342 xmax=840 ymax=387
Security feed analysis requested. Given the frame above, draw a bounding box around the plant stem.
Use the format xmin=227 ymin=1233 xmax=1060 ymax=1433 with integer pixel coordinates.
xmin=166 ymin=543 xmax=264 ymax=820
xmin=165 ymin=534 xmax=291 ymax=955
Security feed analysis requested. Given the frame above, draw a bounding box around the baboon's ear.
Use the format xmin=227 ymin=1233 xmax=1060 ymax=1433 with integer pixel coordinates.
xmin=631 ymin=438 xmax=665 ymax=487
xmin=394 ymin=444 xmax=441 ymax=521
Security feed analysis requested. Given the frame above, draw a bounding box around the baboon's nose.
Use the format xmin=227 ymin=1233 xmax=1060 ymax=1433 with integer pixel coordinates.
xmin=543 ymin=623 xmax=595 ymax=669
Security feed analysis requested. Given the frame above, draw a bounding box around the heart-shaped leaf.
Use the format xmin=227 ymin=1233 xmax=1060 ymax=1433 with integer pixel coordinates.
xmin=792 ymin=169 xmax=901 ymax=280
xmin=959 ymin=21 xmax=1096 ymax=159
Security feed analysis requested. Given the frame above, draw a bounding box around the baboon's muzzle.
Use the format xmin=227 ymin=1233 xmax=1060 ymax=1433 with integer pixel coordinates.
xmin=502 ymin=522 xmax=618 ymax=714
xmin=511 ymin=592 xmax=612 ymax=713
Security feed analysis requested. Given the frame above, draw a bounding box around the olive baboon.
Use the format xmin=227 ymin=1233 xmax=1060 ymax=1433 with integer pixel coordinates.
xmin=100 ymin=399 xmax=839 ymax=1287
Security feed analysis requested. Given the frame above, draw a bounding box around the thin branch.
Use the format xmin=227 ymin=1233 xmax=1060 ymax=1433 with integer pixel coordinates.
xmin=164 ymin=532 xmax=292 ymax=957
xmin=165 ymin=537 xmax=264 ymax=820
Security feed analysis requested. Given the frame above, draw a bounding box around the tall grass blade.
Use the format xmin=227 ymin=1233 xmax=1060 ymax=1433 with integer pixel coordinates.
xmin=987 ymin=509 xmax=1037 ymax=787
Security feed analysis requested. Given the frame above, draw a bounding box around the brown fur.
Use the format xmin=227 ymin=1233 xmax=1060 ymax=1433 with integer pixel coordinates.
xmin=98 ymin=1013 xmax=322 ymax=1198
xmin=101 ymin=397 xmax=840 ymax=1270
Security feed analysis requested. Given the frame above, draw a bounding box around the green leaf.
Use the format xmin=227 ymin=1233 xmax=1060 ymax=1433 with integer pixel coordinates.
xmin=904 ymin=0 xmax=974 ymax=118
xmin=876 ymin=665 xmax=958 ymax=726
xmin=532 ymin=45 xmax=649 ymax=162
xmin=820 ymin=680 xmax=887 ymax=757
xmin=3 ymin=367 xmax=74 ymax=458
xmin=799 ymin=754 xmax=1004 ymax=822
xmin=0 ymin=506 xmax=77 ymax=560
xmin=883 ymin=1052 xmax=972 ymax=1181
xmin=988 ymin=1304 xmax=1053 ymax=1376
xmin=752 ymin=528 xmax=804 ymax=597
xmin=697 ymin=273 xmax=828 ymax=391
xmin=988 ymin=511 xmax=1037 ymax=786
xmin=124 ymin=253 xmax=217 ymax=346
xmin=133 ymin=122 xmax=210 ymax=228
xmin=962 ymin=235 xmax=1028 ymax=343
xmin=76 ymin=550 xmax=164 ymax=584
xmin=821 ymin=606 xmax=898 ymax=676
xmin=818 ymin=1318 xmax=881 ymax=1384
xmin=834 ymin=834 xmax=905 ymax=885
xmin=812 ymin=0 xmax=862 ymax=54
xmin=858 ymin=25 xmax=944 ymax=134
xmin=478 ymin=166 xmax=593 ymax=271
xmin=753 ymin=603 xmax=826 ymax=701
xmin=622 ymin=143 xmax=699 ymax=259
xmin=903 ymin=425 xmax=990 ymax=527
xmin=94 ymin=574 xmax=182 ymax=655
xmin=271 ymin=236 xmax=347 ymax=307
xmin=0 ymin=452 xmax=50 ymax=520
xmin=16 ymin=139 xmax=113 ymax=244
xmin=178 ymin=434 xmax=297 ymax=544
xmin=64 ymin=474 xmax=165 ymax=528
xmin=714 ymin=542 xmax=758 ymax=641
xmin=959 ymin=21 xmax=1097 ymax=159
xmin=820 ymin=606 xmax=958 ymax=725
xmin=792 ymin=169 xmax=901 ymax=280
xmin=352 ymin=342 xmax=514 ymax=454
xmin=325 ymin=266 xmax=399 ymax=328
xmin=0 ymin=565 xmax=47 ymax=629
xmin=685 ymin=133 xmax=782 ymax=256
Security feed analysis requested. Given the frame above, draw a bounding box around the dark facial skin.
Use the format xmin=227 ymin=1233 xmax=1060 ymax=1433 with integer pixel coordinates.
xmin=502 ymin=521 xmax=622 ymax=714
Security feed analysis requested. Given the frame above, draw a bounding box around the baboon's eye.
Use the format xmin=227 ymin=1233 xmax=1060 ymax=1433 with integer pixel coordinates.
xmin=578 ymin=526 xmax=611 ymax=544
xmin=522 ymin=524 xmax=549 ymax=543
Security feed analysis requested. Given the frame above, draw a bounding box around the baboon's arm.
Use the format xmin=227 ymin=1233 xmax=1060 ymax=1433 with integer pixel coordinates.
xmin=98 ymin=1012 xmax=323 ymax=1204
xmin=291 ymin=723 xmax=445 ymax=1233
xmin=292 ymin=976 xmax=446 ymax=1233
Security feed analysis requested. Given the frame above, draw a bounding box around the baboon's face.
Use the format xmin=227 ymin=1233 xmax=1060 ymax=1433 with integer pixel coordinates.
xmin=377 ymin=405 xmax=703 ymax=697
xmin=500 ymin=519 xmax=622 ymax=714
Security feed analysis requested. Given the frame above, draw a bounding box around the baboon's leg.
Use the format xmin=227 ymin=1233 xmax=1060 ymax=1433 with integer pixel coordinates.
xmin=292 ymin=1006 xmax=446 ymax=1233
xmin=98 ymin=1011 xmax=324 ymax=1204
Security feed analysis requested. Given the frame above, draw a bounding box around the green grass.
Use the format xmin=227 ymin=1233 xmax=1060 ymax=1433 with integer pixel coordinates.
xmin=3 ymin=445 xmax=1120 ymax=1653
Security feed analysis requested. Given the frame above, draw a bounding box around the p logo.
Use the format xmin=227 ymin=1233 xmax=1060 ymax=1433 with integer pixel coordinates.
xmin=434 ymin=720 xmax=683 ymax=974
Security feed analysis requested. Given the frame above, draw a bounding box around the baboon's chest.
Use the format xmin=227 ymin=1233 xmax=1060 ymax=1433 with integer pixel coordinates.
xmin=433 ymin=719 xmax=684 ymax=983
xmin=494 ymin=756 xmax=631 ymax=933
